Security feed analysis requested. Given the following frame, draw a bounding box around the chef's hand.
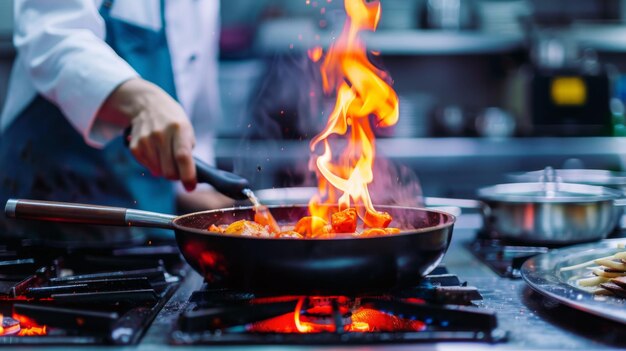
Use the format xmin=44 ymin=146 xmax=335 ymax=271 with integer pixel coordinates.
xmin=100 ymin=78 xmax=197 ymax=191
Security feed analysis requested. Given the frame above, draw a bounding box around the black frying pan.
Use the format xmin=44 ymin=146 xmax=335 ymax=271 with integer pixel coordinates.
xmin=5 ymin=199 xmax=454 ymax=295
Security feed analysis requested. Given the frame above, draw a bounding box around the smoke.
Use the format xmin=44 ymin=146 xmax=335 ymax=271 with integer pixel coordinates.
xmin=369 ymin=157 xmax=424 ymax=208
xmin=234 ymin=52 xmax=328 ymax=188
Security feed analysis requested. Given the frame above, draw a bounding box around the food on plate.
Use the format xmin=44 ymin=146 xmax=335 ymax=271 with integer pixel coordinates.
xmin=207 ymin=207 xmax=401 ymax=239
xmin=560 ymin=248 xmax=626 ymax=295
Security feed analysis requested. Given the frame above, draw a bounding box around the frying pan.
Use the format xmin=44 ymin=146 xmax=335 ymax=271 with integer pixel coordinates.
xmin=5 ymin=199 xmax=454 ymax=295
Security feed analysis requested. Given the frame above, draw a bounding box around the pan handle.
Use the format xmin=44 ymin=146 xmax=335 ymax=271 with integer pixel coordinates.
xmin=5 ymin=199 xmax=176 ymax=229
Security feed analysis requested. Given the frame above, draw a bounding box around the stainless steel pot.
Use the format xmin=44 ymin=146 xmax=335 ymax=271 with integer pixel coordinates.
xmin=478 ymin=182 xmax=626 ymax=244
xmin=427 ymin=182 xmax=626 ymax=245
xmin=508 ymin=169 xmax=626 ymax=194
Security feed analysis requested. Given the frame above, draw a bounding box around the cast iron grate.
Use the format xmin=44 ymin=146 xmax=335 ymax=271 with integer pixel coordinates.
xmin=171 ymin=266 xmax=507 ymax=345
xmin=0 ymin=239 xmax=183 ymax=345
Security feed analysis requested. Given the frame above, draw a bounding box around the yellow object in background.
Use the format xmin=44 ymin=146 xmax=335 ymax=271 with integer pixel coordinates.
xmin=551 ymin=77 xmax=587 ymax=106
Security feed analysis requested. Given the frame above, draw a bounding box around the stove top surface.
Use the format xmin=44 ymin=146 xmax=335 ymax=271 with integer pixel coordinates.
xmin=2 ymin=226 xmax=626 ymax=350
xmin=0 ymin=239 xmax=184 ymax=345
xmin=169 ymin=266 xmax=503 ymax=346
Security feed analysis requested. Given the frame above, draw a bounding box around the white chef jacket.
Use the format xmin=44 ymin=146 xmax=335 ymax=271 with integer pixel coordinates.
xmin=0 ymin=0 xmax=220 ymax=164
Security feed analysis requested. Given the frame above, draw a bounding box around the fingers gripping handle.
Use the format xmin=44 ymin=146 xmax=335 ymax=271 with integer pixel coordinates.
xmin=124 ymin=127 xmax=250 ymax=200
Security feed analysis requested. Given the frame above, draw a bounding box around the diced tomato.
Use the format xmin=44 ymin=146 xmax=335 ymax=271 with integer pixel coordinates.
xmin=331 ymin=208 xmax=357 ymax=233
xmin=359 ymin=228 xmax=386 ymax=237
xmin=385 ymin=227 xmax=401 ymax=234
xmin=363 ymin=210 xmax=392 ymax=228
xmin=208 ymin=224 xmax=223 ymax=233
xmin=294 ymin=216 xmax=329 ymax=238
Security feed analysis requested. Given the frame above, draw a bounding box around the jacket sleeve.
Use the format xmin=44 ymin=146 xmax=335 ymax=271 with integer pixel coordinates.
xmin=14 ymin=0 xmax=139 ymax=147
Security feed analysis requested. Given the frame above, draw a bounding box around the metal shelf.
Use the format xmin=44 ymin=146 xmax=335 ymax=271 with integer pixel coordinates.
xmin=255 ymin=19 xmax=525 ymax=56
xmin=363 ymin=31 xmax=524 ymax=55
xmin=216 ymin=137 xmax=626 ymax=160
xmin=569 ymin=25 xmax=626 ymax=53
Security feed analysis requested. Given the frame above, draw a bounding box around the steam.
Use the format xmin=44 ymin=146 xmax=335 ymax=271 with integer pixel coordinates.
xmin=369 ymin=157 xmax=424 ymax=208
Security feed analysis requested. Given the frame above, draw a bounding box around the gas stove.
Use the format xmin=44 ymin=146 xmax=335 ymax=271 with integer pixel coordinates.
xmin=0 ymin=239 xmax=183 ymax=345
xmin=0 ymin=235 xmax=504 ymax=347
xmin=2 ymin=226 xmax=626 ymax=350
xmin=171 ymin=266 xmax=504 ymax=345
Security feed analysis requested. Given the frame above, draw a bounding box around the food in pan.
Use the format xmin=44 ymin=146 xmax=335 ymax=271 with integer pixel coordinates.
xmin=207 ymin=207 xmax=400 ymax=239
xmin=560 ymin=246 xmax=626 ymax=295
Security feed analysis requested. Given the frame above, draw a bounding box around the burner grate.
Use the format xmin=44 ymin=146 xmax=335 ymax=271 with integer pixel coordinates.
xmin=0 ymin=239 xmax=183 ymax=345
xmin=171 ymin=267 xmax=506 ymax=345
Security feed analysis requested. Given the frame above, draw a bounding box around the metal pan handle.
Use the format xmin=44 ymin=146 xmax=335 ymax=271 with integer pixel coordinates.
xmin=5 ymin=199 xmax=176 ymax=229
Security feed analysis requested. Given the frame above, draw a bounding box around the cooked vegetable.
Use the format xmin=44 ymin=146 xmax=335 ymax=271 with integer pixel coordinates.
xmin=363 ymin=210 xmax=392 ymax=228
xmin=295 ymin=216 xmax=332 ymax=238
xmin=224 ymin=220 xmax=271 ymax=238
xmin=331 ymin=208 xmax=357 ymax=233
xmin=206 ymin=207 xmax=401 ymax=239
xmin=208 ymin=224 xmax=223 ymax=233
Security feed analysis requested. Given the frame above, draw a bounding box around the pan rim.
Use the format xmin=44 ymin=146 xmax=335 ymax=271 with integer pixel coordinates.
xmin=172 ymin=204 xmax=455 ymax=241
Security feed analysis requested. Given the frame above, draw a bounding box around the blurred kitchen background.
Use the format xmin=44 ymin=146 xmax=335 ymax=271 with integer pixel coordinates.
xmin=3 ymin=0 xmax=626 ymax=198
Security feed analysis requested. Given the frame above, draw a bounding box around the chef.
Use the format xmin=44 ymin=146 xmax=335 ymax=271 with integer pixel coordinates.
xmin=0 ymin=0 xmax=226 ymax=243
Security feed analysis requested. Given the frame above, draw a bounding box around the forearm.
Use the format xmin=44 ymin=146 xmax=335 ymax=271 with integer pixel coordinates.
xmin=15 ymin=0 xmax=139 ymax=147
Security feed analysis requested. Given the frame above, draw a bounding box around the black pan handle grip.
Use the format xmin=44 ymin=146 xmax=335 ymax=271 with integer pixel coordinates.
xmin=123 ymin=128 xmax=250 ymax=200
xmin=194 ymin=158 xmax=250 ymax=200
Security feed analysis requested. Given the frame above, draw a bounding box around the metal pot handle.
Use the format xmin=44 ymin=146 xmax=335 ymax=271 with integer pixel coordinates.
xmin=5 ymin=199 xmax=176 ymax=229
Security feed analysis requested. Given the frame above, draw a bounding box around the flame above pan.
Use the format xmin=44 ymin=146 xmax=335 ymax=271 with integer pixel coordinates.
xmin=308 ymin=0 xmax=399 ymax=227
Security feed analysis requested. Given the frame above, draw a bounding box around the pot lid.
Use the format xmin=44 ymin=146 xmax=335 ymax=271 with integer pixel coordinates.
xmin=478 ymin=182 xmax=623 ymax=203
xmin=508 ymin=169 xmax=626 ymax=187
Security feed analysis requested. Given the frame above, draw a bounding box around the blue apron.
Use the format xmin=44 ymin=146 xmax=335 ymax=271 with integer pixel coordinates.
xmin=0 ymin=0 xmax=177 ymax=245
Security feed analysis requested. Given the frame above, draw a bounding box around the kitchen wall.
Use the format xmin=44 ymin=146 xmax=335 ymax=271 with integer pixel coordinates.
xmin=2 ymin=1 xmax=626 ymax=197
xmin=217 ymin=0 xmax=626 ymax=195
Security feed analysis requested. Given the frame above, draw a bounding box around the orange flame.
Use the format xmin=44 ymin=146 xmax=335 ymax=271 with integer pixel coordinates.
xmin=294 ymin=297 xmax=315 ymax=333
xmin=309 ymin=0 xmax=398 ymax=226
xmin=14 ymin=314 xmax=48 ymax=336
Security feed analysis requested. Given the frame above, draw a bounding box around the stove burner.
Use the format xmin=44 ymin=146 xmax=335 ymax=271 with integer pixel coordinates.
xmin=172 ymin=267 xmax=506 ymax=345
xmin=469 ymin=233 xmax=549 ymax=278
xmin=297 ymin=296 xmax=352 ymax=332
xmin=0 ymin=238 xmax=184 ymax=345
xmin=1 ymin=316 xmax=21 ymax=336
